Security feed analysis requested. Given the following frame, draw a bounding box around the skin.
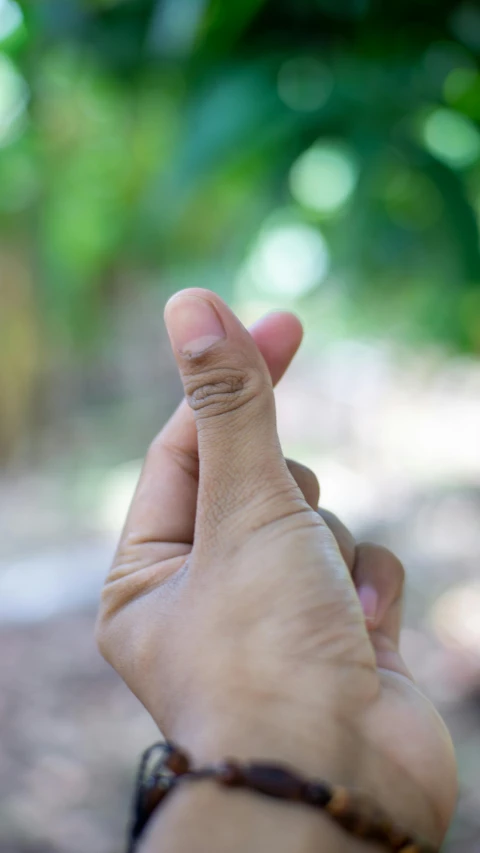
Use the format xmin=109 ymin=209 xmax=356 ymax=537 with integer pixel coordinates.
xmin=96 ymin=289 xmax=457 ymax=852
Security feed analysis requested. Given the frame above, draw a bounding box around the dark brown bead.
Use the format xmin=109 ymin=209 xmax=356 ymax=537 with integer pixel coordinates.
xmin=388 ymin=826 xmax=413 ymax=849
xmin=327 ymin=788 xmax=400 ymax=844
xmin=364 ymin=821 xmax=396 ymax=845
xmin=216 ymin=760 xmax=245 ymax=786
xmin=334 ymin=809 xmax=366 ymax=834
xmin=241 ymin=763 xmax=305 ymax=800
xmin=303 ymin=781 xmax=331 ymax=807
xmin=164 ymin=746 xmax=190 ymax=776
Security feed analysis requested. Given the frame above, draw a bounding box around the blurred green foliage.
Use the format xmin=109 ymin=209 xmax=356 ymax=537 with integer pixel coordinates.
xmin=2 ymin=0 xmax=480 ymax=342
xmin=1 ymin=0 xmax=480 ymax=456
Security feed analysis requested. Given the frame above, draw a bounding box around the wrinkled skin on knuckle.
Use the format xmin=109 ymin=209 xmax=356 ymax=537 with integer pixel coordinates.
xmin=96 ymin=578 xmax=163 ymax=685
xmin=95 ymin=575 xmax=130 ymax=664
xmin=183 ymin=364 xmax=268 ymax=417
xmin=95 ymin=603 xmax=144 ymax=690
xmin=96 ymin=546 xmax=153 ymax=649
xmin=101 ymin=546 xmax=186 ymax=630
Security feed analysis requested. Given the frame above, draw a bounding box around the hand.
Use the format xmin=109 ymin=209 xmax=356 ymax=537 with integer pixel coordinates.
xmin=96 ymin=289 xmax=456 ymax=847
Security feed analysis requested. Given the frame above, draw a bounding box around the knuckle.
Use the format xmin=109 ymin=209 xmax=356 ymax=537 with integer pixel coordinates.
xmin=184 ymin=365 xmax=267 ymax=417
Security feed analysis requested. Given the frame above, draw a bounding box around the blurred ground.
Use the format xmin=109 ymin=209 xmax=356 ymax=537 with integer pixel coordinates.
xmin=1 ymin=340 xmax=480 ymax=852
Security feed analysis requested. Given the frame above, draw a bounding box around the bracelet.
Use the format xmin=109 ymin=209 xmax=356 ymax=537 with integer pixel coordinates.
xmin=127 ymin=741 xmax=437 ymax=853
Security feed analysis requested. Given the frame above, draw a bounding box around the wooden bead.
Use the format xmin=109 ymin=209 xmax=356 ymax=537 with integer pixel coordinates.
xmin=217 ymin=760 xmax=245 ymax=786
xmin=303 ymin=781 xmax=331 ymax=807
xmin=326 ymin=787 xmax=371 ymax=835
xmin=327 ymin=787 xmax=410 ymax=846
xmin=326 ymin=786 xmax=350 ymax=816
xmin=164 ymin=746 xmax=190 ymax=776
xmin=241 ymin=763 xmax=305 ymax=800
xmin=388 ymin=826 xmax=413 ymax=849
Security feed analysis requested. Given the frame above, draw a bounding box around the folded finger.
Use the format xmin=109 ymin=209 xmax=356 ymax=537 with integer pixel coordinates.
xmin=353 ymin=543 xmax=405 ymax=641
xmin=317 ymin=508 xmax=356 ymax=571
xmin=286 ymin=459 xmax=320 ymax=510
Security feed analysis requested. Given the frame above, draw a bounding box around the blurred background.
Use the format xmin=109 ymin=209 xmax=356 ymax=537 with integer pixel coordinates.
xmin=1 ymin=0 xmax=480 ymax=850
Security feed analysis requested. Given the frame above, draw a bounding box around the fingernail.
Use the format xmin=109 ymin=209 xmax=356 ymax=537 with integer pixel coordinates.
xmin=358 ymin=585 xmax=378 ymax=627
xmin=166 ymin=295 xmax=226 ymax=355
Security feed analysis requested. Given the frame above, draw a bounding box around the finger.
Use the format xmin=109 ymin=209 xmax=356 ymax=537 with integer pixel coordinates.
xmin=302 ymin=513 xmax=406 ymax=662
xmin=286 ymin=459 xmax=320 ymax=510
xmin=249 ymin=312 xmax=303 ymax=386
xmin=164 ymin=289 xmax=304 ymax=538
xmin=353 ymin=543 xmax=405 ymax=645
xmin=119 ymin=308 xmax=303 ymax=549
xmin=317 ymin=508 xmax=356 ymax=571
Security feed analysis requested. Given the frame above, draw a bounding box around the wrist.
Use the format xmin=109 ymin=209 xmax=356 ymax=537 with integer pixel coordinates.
xmin=162 ymin=696 xmax=440 ymax=849
xmin=140 ymin=775 xmax=366 ymax=853
xmin=166 ymin=695 xmax=362 ymax=782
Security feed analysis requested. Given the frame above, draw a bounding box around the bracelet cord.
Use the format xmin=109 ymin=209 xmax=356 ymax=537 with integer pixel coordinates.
xmin=127 ymin=741 xmax=437 ymax=853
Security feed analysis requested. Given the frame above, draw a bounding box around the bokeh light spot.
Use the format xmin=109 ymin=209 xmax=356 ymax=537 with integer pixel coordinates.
xmin=422 ymin=107 xmax=480 ymax=168
xmin=148 ymin=0 xmax=206 ymax=57
xmin=0 ymin=0 xmax=23 ymax=43
xmin=444 ymin=67 xmax=480 ymax=120
xmin=432 ymin=583 xmax=480 ymax=654
xmin=0 ymin=53 xmax=28 ymax=145
xmin=249 ymin=222 xmax=330 ymax=298
xmin=278 ymin=57 xmax=333 ymax=112
xmin=290 ymin=143 xmax=359 ymax=214
xmin=383 ymin=168 xmax=442 ymax=230
xmin=444 ymin=67 xmax=478 ymax=102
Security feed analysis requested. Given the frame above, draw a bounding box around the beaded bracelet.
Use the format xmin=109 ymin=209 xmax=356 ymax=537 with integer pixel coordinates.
xmin=127 ymin=741 xmax=437 ymax=853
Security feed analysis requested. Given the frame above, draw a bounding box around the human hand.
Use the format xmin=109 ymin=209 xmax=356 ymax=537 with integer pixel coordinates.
xmin=96 ymin=289 xmax=456 ymax=847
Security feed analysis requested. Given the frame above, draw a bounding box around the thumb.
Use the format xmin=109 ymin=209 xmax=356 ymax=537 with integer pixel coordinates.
xmin=164 ymin=289 xmax=303 ymax=537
